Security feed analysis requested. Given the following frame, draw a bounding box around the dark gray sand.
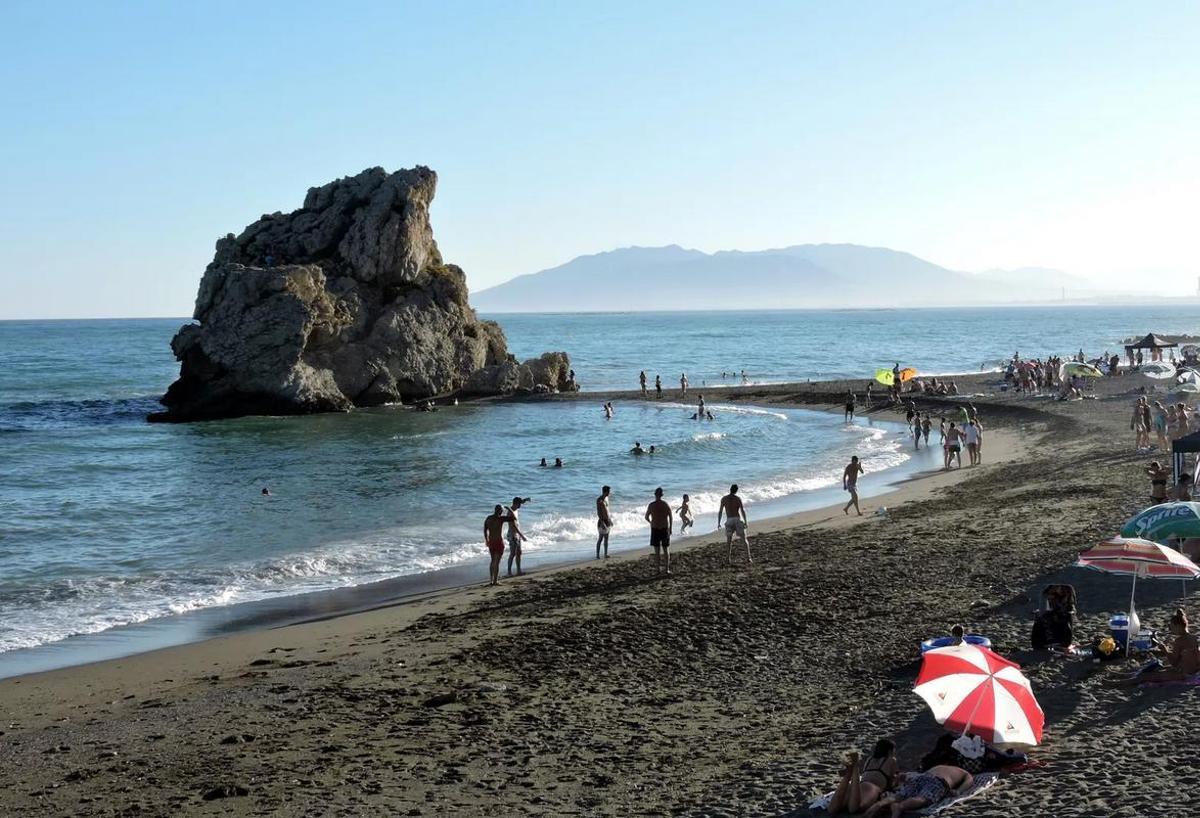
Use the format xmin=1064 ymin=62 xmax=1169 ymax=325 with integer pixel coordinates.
xmin=2 ymin=373 xmax=1195 ymax=817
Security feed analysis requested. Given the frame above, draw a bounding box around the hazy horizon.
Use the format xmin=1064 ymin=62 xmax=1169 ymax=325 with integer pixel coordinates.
xmin=2 ymin=2 xmax=1198 ymax=319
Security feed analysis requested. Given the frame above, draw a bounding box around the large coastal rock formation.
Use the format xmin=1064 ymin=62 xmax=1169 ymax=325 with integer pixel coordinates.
xmin=152 ymin=166 xmax=573 ymax=422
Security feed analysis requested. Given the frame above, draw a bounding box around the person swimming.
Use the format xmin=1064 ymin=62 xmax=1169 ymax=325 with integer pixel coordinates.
xmin=631 ymin=441 xmax=646 ymax=455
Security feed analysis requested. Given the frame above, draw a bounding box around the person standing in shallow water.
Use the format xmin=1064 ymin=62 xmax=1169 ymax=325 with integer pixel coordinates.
xmin=639 ymin=370 xmax=647 ymax=396
xmin=483 ymin=505 xmax=506 ymax=586
xmin=843 ymin=455 xmax=864 ymax=516
xmin=655 ymin=374 xmax=662 ymax=399
xmin=644 ymin=487 xmax=673 ymax=575
xmin=504 ymin=497 xmax=529 ymax=576
xmin=844 ymin=390 xmax=856 ymax=422
xmin=680 ymin=373 xmax=688 ymax=396
xmin=596 ymin=485 xmax=613 ymax=559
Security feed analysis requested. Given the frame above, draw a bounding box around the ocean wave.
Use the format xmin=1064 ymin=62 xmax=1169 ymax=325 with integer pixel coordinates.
xmin=0 ymin=535 xmax=485 ymax=654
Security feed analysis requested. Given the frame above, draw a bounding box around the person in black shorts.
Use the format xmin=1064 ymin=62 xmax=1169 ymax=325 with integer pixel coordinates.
xmin=845 ymin=390 xmax=856 ymax=422
xmin=644 ymin=487 xmax=673 ymax=575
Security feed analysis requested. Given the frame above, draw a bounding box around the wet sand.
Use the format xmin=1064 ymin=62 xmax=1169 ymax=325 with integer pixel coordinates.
xmin=3 ymin=373 xmax=1195 ymax=816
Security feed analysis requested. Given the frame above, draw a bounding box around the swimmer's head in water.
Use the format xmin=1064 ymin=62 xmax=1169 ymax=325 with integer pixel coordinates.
xmin=654 ymin=487 xmax=663 ymax=498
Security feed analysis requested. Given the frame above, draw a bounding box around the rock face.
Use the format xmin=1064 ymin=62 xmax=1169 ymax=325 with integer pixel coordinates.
xmin=153 ymin=166 xmax=573 ymax=422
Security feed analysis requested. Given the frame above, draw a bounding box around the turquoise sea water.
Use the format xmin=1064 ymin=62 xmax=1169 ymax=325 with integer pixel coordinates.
xmin=1 ymin=305 xmax=1198 ymax=663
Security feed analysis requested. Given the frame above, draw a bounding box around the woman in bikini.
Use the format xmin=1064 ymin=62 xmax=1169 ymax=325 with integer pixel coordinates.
xmin=865 ymin=764 xmax=973 ymax=817
xmin=828 ymin=740 xmax=898 ymax=815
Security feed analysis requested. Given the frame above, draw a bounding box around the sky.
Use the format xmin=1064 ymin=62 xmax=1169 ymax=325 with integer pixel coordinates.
xmin=1 ymin=1 xmax=1198 ymax=319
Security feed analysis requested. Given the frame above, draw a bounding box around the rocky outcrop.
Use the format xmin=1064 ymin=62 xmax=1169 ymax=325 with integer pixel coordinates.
xmin=152 ymin=166 xmax=573 ymax=422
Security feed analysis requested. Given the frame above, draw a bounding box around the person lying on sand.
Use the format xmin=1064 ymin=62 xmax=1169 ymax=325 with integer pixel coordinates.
xmin=828 ymin=741 xmax=898 ymax=815
xmin=1112 ymin=608 xmax=1200 ymax=686
xmin=864 ymin=765 xmax=973 ymax=817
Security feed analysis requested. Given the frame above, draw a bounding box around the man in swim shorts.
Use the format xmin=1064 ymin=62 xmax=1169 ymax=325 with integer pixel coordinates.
xmin=843 ymin=456 xmax=864 ymax=516
xmin=596 ymin=485 xmax=613 ymax=559
xmin=717 ymin=484 xmax=751 ymax=564
xmin=644 ymin=487 xmax=673 ymax=575
xmin=483 ymin=505 xmax=506 ymax=586
xmin=864 ymin=765 xmax=972 ymax=817
xmin=845 ymin=390 xmax=856 ymax=422
xmin=504 ymin=497 xmax=529 ymax=577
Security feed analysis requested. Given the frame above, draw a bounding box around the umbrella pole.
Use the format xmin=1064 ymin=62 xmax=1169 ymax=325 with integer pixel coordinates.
xmin=1128 ymin=573 xmax=1138 ymax=657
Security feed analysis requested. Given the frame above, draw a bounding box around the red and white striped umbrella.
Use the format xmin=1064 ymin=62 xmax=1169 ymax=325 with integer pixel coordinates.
xmin=1077 ymin=537 xmax=1200 ymax=579
xmin=913 ymin=643 xmax=1043 ymax=747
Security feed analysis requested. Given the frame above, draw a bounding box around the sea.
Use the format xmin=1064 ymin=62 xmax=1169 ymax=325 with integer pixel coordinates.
xmin=2 ymin=304 xmax=1198 ymax=676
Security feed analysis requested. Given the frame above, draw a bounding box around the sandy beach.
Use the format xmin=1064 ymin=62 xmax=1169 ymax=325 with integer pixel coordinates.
xmin=3 ymin=373 xmax=1196 ymax=817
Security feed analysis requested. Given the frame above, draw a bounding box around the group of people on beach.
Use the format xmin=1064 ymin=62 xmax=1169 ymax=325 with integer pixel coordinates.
xmin=1132 ymin=395 xmax=1200 ymax=453
xmin=482 ymin=497 xmax=531 ymax=585
xmin=828 ymin=740 xmax=979 ymax=817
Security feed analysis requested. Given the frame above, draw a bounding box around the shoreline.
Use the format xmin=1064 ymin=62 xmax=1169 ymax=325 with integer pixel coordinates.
xmin=6 ymin=370 xmax=1185 ymax=815
xmin=0 ymin=390 xmax=1007 ymax=680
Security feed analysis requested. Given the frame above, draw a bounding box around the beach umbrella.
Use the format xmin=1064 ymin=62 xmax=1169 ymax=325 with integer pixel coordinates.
xmin=1140 ymin=361 xmax=1176 ymax=380
xmin=913 ymin=643 xmax=1044 ymax=747
xmin=1062 ymin=361 xmax=1103 ymax=379
xmin=1179 ymin=370 xmax=1200 ymax=385
xmin=874 ymin=369 xmax=895 ymax=386
xmin=1181 ymin=383 xmax=1200 ymax=395
xmin=899 ymin=367 xmax=918 ymax=382
xmin=1120 ymin=502 xmax=1200 ymax=541
xmin=1076 ymin=537 xmax=1200 ymax=653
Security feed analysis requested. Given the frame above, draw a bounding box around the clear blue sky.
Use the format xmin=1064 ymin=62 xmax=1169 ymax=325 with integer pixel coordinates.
xmin=2 ymin=1 xmax=1197 ymax=318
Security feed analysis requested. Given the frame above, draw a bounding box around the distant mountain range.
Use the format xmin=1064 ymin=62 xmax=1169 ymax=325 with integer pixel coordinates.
xmin=470 ymin=244 xmax=1108 ymax=312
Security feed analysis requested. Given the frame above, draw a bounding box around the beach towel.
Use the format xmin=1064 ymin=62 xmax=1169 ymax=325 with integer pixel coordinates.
xmin=808 ymin=773 xmax=998 ymax=814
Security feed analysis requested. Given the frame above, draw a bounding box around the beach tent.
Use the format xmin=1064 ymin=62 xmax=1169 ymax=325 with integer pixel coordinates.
xmin=1169 ymin=433 xmax=1200 ymax=486
xmin=1140 ymin=361 xmax=1176 ymax=379
xmin=1125 ymin=333 xmax=1178 ymax=363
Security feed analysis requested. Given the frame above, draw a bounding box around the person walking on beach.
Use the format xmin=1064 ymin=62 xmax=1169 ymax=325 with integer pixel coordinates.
xmin=718 ymin=484 xmax=751 ymax=564
xmin=655 ymin=374 xmax=662 ymax=399
xmin=843 ymin=456 xmax=864 ymax=516
xmin=679 ymin=494 xmax=694 ymax=534
xmin=640 ymin=370 xmax=647 ymax=396
xmin=845 ymin=390 xmax=856 ymax=422
xmin=596 ymin=485 xmax=613 ymax=559
xmin=504 ymin=497 xmax=529 ymax=576
xmin=964 ymin=420 xmax=980 ymax=465
xmin=483 ymin=505 xmax=507 ymax=586
xmin=644 ymin=487 xmax=673 ymax=575
xmin=944 ymin=423 xmax=963 ymax=469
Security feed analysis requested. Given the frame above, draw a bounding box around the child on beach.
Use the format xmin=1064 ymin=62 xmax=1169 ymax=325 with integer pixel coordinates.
xmin=679 ymin=494 xmax=693 ymax=533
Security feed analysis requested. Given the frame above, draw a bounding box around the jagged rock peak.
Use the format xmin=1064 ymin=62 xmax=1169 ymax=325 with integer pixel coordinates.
xmin=151 ymin=166 xmax=573 ymax=422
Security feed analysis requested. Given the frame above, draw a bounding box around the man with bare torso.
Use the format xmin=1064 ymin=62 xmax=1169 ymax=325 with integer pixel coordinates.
xmin=504 ymin=497 xmax=529 ymax=576
xmin=644 ymin=487 xmax=673 ymax=575
xmin=717 ymin=484 xmax=751 ymax=564
xmin=596 ymin=485 xmax=613 ymax=559
xmin=843 ymin=455 xmax=864 ymax=516
xmin=483 ymin=505 xmax=506 ymax=586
